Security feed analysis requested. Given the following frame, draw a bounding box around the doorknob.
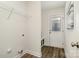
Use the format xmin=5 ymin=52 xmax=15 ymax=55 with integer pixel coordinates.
xmin=71 ymin=42 xmax=77 ymax=47
xmin=49 ymin=30 xmax=52 ymax=34
xmin=76 ymin=42 xmax=79 ymax=48
xmin=71 ymin=42 xmax=79 ymax=48
xmin=49 ymin=31 xmax=51 ymax=34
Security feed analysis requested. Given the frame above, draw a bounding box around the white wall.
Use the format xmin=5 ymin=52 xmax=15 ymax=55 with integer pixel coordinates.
xmin=42 ymin=7 xmax=65 ymax=48
xmin=0 ymin=3 xmax=29 ymax=58
xmin=0 ymin=1 xmax=41 ymax=58
xmin=25 ymin=1 xmax=42 ymax=57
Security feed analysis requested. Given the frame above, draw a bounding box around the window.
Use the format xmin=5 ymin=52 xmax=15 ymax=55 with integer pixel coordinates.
xmin=52 ymin=18 xmax=61 ymax=31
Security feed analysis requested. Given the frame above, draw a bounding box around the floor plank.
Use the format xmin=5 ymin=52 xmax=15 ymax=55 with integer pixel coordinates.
xmin=42 ymin=46 xmax=65 ymax=58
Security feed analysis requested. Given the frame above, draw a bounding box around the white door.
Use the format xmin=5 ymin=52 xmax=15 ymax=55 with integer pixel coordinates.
xmin=73 ymin=1 xmax=79 ymax=58
xmin=49 ymin=17 xmax=64 ymax=48
xmin=65 ymin=1 xmax=79 ymax=58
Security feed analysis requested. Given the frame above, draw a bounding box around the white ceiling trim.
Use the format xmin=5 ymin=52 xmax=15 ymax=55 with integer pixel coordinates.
xmin=41 ymin=1 xmax=66 ymax=10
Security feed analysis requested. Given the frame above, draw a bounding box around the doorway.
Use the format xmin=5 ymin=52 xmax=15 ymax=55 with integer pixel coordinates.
xmin=41 ymin=1 xmax=65 ymax=58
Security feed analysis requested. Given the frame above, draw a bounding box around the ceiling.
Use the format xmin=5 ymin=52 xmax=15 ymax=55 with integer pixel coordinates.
xmin=0 ymin=1 xmax=66 ymax=15
xmin=41 ymin=1 xmax=66 ymax=10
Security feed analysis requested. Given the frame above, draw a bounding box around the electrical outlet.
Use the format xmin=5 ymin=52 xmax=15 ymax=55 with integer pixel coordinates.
xmin=18 ymin=50 xmax=23 ymax=54
xmin=7 ymin=48 xmax=12 ymax=54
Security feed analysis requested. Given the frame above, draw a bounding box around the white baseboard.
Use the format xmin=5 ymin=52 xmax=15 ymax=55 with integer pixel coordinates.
xmin=25 ymin=50 xmax=41 ymax=57
xmin=44 ymin=44 xmax=64 ymax=48
xmin=15 ymin=50 xmax=26 ymax=58
xmin=15 ymin=49 xmax=42 ymax=58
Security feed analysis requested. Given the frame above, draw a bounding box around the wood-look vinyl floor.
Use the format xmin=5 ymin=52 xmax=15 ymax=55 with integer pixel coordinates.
xmin=41 ymin=46 xmax=65 ymax=58
xmin=21 ymin=46 xmax=65 ymax=58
